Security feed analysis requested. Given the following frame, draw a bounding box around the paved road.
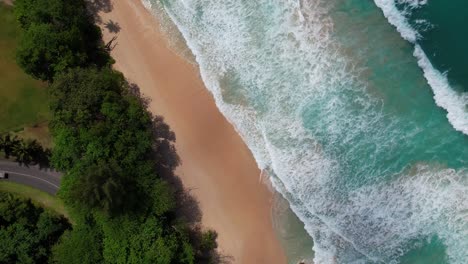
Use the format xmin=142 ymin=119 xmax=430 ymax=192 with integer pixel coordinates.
xmin=0 ymin=160 xmax=61 ymax=195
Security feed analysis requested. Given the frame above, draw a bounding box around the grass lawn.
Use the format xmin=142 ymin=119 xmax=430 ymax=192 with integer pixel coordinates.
xmin=0 ymin=3 xmax=51 ymax=145
xmin=0 ymin=181 xmax=69 ymax=219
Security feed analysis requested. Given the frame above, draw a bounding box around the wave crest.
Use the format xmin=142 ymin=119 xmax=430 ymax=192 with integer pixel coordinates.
xmin=374 ymin=0 xmax=468 ymax=135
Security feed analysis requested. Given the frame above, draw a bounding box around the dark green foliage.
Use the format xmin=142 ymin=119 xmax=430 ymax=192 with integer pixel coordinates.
xmin=49 ymin=68 xmax=125 ymax=131
xmin=11 ymin=0 xmax=218 ymax=262
xmin=200 ymin=230 xmax=218 ymax=253
xmin=14 ymin=0 xmax=88 ymax=29
xmin=11 ymin=138 xmax=40 ymax=164
xmin=97 ymin=216 xmax=195 ymax=264
xmin=0 ymin=133 xmax=51 ymax=166
xmin=49 ymin=68 xmax=153 ymax=174
xmin=14 ymin=0 xmax=112 ymax=81
xmin=189 ymin=229 xmax=219 ymax=263
xmin=150 ymin=179 xmax=176 ymax=216
xmin=0 ymin=192 xmax=70 ymax=263
xmin=50 ymin=68 xmax=153 ymax=215
xmin=0 ymin=133 xmax=19 ymax=158
xmin=11 ymin=138 xmax=33 ymax=164
xmin=48 ymin=67 xmax=203 ymax=262
xmin=66 ymin=162 xmax=138 ymax=215
xmin=15 ymin=23 xmax=85 ymax=82
xmin=52 ymin=219 xmax=104 ymax=264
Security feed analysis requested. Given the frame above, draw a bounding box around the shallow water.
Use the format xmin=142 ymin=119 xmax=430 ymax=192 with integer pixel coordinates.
xmin=272 ymin=194 xmax=314 ymax=264
xmin=144 ymin=0 xmax=468 ymax=263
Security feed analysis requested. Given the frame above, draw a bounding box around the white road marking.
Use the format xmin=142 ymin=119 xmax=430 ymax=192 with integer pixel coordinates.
xmin=2 ymin=170 xmax=59 ymax=189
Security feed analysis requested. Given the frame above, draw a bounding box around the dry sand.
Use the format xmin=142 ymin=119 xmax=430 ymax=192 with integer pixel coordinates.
xmin=96 ymin=1 xmax=287 ymax=263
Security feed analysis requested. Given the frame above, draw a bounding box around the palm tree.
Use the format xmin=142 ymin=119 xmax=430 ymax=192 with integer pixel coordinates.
xmin=12 ymin=139 xmax=33 ymax=165
xmin=0 ymin=134 xmax=20 ymax=159
xmin=26 ymin=140 xmax=42 ymax=157
xmin=0 ymin=134 xmax=6 ymax=153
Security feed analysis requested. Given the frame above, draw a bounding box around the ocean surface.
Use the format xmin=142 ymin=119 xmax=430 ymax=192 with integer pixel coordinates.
xmin=144 ymin=0 xmax=468 ymax=263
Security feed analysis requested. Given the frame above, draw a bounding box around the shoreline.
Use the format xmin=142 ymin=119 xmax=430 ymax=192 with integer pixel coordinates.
xmin=96 ymin=0 xmax=287 ymax=263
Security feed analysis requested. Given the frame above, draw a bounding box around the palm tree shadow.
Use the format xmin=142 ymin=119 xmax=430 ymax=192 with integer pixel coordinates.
xmin=104 ymin=20 xmax=121 ymax=33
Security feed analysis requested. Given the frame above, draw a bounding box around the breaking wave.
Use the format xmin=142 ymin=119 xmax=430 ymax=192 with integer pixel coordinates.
xmin=143 ymin=0 xmax=468 ymax=263
xmin=374 ymin=0 xmax=468 ymax=135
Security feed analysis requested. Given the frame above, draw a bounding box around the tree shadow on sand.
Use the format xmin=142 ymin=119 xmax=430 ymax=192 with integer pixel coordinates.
xmin=129 ymin=83 xmax=200 ymax=223
xmin=129 ymin=82 xmax=234 ymax=263
xmin=104 ymin=20 xmax=121 ymax=33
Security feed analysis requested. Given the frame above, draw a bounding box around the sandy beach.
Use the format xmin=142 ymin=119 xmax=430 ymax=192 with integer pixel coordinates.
xmin=96 ymin=0 xmax=286 ymax=263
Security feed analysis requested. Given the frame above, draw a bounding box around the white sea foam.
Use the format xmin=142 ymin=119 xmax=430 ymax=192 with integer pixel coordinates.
xmin=374 ymin=0 xmax=468 ymax=135
xmin=413 ymin=46 xmax=468 ymax=135
xmin=397 ymin=0 xmax=428 ymax=9
xmin=373 ymin=0 xmax=418 ymax=42
xmin=141 ymin=0 xmax=152 ymax=9
xmin=142 ymin=0 xmax=468 ymax=262
xmin=152 ymin=1 xmax=381 ymax=261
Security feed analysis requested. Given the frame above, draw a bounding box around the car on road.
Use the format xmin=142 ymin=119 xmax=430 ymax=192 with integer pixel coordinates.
xmin=0 ymin=171 xmax=8 ymax=179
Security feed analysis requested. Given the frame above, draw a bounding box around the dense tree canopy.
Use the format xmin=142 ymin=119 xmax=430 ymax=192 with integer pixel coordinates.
xmin=52 ymin=218 xmax=103 ymax=264
xmin=10 ymin=0 xmax=219 ymax=262
xmin=0 ymin=193 xmax=70 ymax=264
xmin=49 ymin=68 xmax=154 ymax=215
xmin=49 ymin=68 xmax=153 ymax=172
xmin=48 ymin=67 xmax=218 ymax=263
xmin=15 ymin=0 xmax=112 ymax=81
xmin=67 ymin=161 xmax=139 ymax=215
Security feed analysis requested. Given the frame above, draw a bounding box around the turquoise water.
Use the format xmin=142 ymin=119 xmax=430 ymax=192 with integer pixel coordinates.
xmin=272 ymin=194 xmax=315 ymax=263
xmin=395 ymin=0 xmax=468 ymax=93
xmin=145 ymin=0 xmax=467 ymax=263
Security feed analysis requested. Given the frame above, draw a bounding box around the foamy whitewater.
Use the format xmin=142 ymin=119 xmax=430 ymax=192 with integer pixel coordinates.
xmin=374 ymin=0 xmax=468 ymax=135
xmin=144 ymin=0 xmax=468 ymax=263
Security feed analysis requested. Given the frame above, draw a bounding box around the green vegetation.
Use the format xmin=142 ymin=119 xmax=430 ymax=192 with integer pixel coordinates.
xmin=52 ymin=221 xmax=103 ymax=264
xmin=0 ymin=3 xmax=49 ymax=134
xmin=3 ymin=0 xmax=220 ymax=263
xmin=0 ymin=133 xmax=51 ymax=166
xmin=14 ymin=0 xmax=113 ymax=81
xmin=49 ymin=67 xmax=217 ymax=263
xmin=0 ymin=192 xmax=70 ymax=263
xmin=0 ymin=181 xmax=68 ymax=218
